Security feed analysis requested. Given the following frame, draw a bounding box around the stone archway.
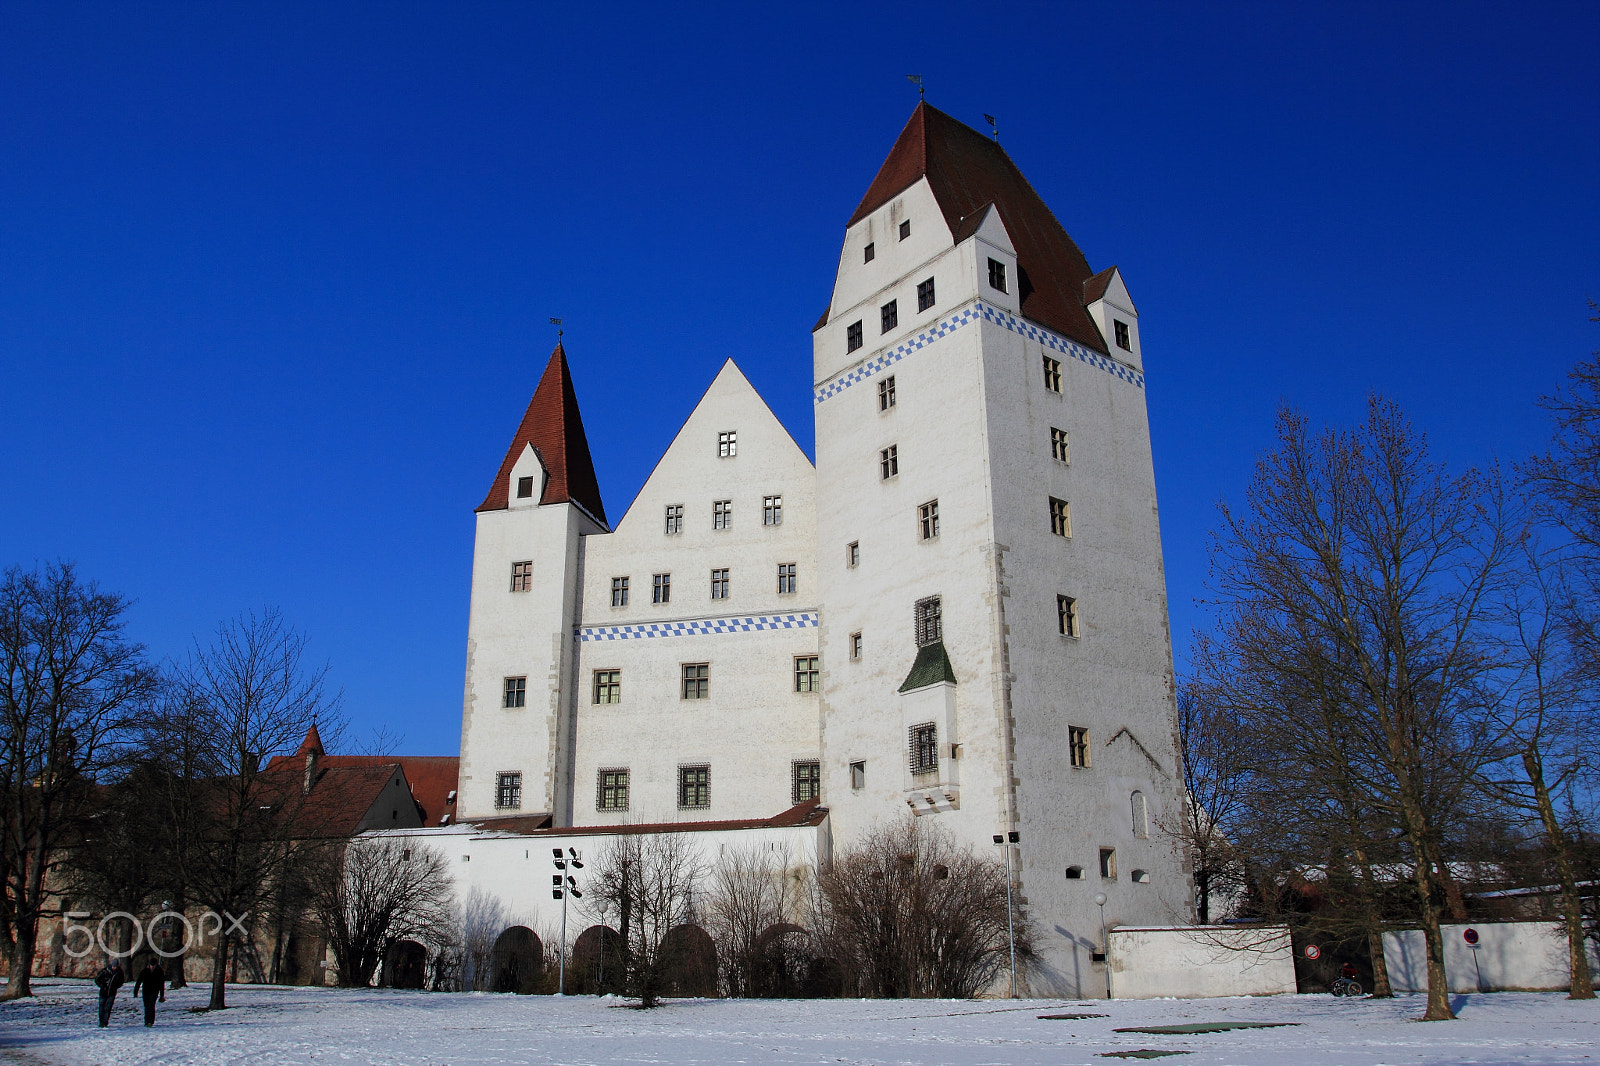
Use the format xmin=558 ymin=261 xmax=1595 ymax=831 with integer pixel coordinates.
xmin=659 ymin=924 xmax=717 ymax=997
xmin=490 ymin=926 xmax=544 ymax=994
xmin=750 ymin=922 xmax=812 ymax=998
xmin=568 ymin=925 xmax=625 ymax=995
xmin=383 ymin=938 xmax=427 ymax=989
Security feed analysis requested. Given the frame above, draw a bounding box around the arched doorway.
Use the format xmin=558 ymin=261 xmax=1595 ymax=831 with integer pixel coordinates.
xmin=659 ymin=924 xmax=717 ymax=997
xmin=383 ymin=939 xmax=427 ymax=989
xmin=569 ymin=925 xmax=625 ymax=995
xmin=750 ymin=923 xmax=813 ymax=998
xmin=491 ymin=926 xmax=544 ymax=994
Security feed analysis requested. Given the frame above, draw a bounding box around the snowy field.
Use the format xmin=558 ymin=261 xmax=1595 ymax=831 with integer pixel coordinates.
xmin=1 ymin=979 xmax=1597 ymax=1066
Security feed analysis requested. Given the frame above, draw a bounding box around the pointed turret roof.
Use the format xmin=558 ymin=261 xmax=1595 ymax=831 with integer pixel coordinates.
xmin=847 ymin=103 xmax=1107 ymax=353
xmin=295 ymin=723 xmax=324 ymax=758
xmin=477 ymin=343 xmax=608 ymax=527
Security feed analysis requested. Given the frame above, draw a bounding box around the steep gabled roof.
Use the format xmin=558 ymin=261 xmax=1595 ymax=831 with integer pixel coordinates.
xmin=476 ymin=343 xmax=608 ymax=526
xmin=1083 ymin=265 xmax=1119 ymax=305
xmin=267 ymin=726 xmax=461 ymax=827
xmin=846 ymin=103 xmax=1108 ymax=353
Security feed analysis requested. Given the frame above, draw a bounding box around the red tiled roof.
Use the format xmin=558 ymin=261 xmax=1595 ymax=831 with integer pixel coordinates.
xmin=1083 ymin=265 xmax=1118 ymax=305
xmin=295 ymin=722 xmax=324 ymax=757
xmin=462 ymin=799 xmax=828 ymax=838
xmin=254 ymin=762 xmax=405 ymax=839
xmin=475 ymin=343 xmax=608 ymax=526
xmin=267 ymin=727 xmax=461 ymax=828
xmin=840 ymin=103 xmax=1109 ymax=354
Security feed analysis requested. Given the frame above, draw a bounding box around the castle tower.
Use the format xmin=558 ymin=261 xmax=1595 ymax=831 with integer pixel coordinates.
xmin=812 ymin=104 xmax=1192 ymax=994
xmin=458 ymin=343 xmax=608 ymax=824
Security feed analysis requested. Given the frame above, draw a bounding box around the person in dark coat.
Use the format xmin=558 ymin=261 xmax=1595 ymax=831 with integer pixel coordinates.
xmin=132 ymin=958 xmax=166 ymax=1027
xmin=93 ymin=959 xmax=125 ymax=1027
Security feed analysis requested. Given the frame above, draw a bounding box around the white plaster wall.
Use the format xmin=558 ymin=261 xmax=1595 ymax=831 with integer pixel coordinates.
xmin=1108 ymin=926 xmax=1297 ymax=999
xmin=1382 ymin=922 xmax=1600 ymax=993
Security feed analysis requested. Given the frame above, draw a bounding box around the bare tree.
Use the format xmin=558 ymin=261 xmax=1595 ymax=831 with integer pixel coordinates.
xmin=1169 ymin=684 xmax=1254 ymax=925
xmin=703 ymin=842 xmax=804 ymax=997
xmin=457 ymin=886 xmax=510 ymax=992
xmin=584 ymin=831 xmax=705 ymax=1007
xmin=0 ymin=563 xmax=156 ymax=999
xmin=307 ymin=836 xmax=454 ymax=988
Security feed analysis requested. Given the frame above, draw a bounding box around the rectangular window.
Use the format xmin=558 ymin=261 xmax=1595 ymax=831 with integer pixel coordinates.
xmin=611 ymin=576 xmax=629 ymax=607
xmin=1050 ymin=497 xmax=1072 ymax=538
xmin=1114 ymin=320 xmax=1131 ymax=351
xmin=764 ymin=495 xmax=783 ymax=526
xmin=494 ymin=771 xmax=521 ymax=809
xmin=652 ymin=573 xmax=671 ymax=604
xmin=681 ymin=662 xmax=709 ymax=700
xmin=794 ymin=655 xmax=819 ymax=692
xmin=918 ymin=499 xmax=939 ymax=540
xmin=793 ymin=761 xmax=821 ymax=803
xmin=917 ymin=277 xmax=935 ymax=312
xmin=914 ymin=595 xmax=942 ymax=646
xmin=1070 ymin=726 xmax=1091 ymax=768
xmin=1100 ymin=847 xmax=1117 ymax=880
xmin=1058 ymin=595 xmax=1080 ymax=638
xmin=510 ymin=560 xmax=533 ymax=592
xmin=880 ymin=445 xmax=899 ymax=480
xmin=503 ymin=676 xmax=526 ymax=709
xmin=846 ymin=541 xmax=860 ymax=568
xmin=899 ymin=219 xmax=911 ymax=241
xmin=909 ymin=723 xmax=938 ymax=775
xmin=718 ymin=431 xmax=737 ymax=457
xmin=713 ymin=499 xmax=732 ymax=530
xmin=665 ymin=504 xmax=683 ymax=534
xmin=679 ymin=765 xmax=710 ymax=808
xmin=1051 ymin=427 xmax=1070 ymax=463
xmin=847 ymin=321 xmax=863 ymax=353
xmin=863 ymin=241 xmax=875 ymax=263
xmin=988 ymin=257 xmax=1007 ymax=293
xmin=777 ymin=563 xmax=797 ymax=595
xmin=849 ymin=632 xmax=862 ymax=660
xmin=517 ymin=475 xmax=535 ymax=499
xmin=1043 ymin=356 xmax=1062 ymax=392
xmin=850 ymin=760 xmax=866 ymax=790
xmin=710 ymin=568 xmax=730 ymax=600
xmin=881 ymin=299 xmax=898 ymax=333
xmin=878 ymin=375 xmax=896 ymax=410
xmin=598 ymin=769 xmax=629 ymax=811
xmin=593 ymin=670 xmax=621 ymax=705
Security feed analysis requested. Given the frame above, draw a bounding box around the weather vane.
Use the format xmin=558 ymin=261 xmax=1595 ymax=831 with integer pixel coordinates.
xmin=906 ymin=74 xmax=923 ymax=100
xmin=984 ymin=114 xmax=999 ymax=143
xmin=549 ymin=317 xmax=563 ymax=341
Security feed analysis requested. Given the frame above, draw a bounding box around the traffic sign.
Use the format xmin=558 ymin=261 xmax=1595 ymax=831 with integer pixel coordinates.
xmin=1303 ymin=944 xmax=1321 ymax=960
xmin=1463 ymin=928 xmax=1479 ymax=945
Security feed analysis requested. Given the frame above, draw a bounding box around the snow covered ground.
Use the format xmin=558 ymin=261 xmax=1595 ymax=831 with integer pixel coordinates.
xmin=1 ymin=979 xmax=1596 ymax=1066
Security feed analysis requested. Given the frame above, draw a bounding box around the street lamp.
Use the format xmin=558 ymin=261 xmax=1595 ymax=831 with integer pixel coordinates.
xmin=992 ymin=830 xmax=1019 ymax=998
xmin=552 ymin=848 xmax=583 ymax=994
xmin=1093 ymin=892 xmax=1110 ymax=1000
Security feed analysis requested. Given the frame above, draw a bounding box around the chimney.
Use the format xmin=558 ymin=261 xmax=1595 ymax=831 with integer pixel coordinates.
xmin=304 ymin=749 xmax=319 ymax=795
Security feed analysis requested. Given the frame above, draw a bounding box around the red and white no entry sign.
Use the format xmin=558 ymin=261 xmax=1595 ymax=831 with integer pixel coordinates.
xmin=1304 ymin=944 xmax=1321 ymax=959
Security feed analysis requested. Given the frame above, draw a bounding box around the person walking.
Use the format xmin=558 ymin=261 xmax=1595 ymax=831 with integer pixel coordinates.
xmin=93 ymin=959 xmax=125 ymax=1027
xmin=133 ymin=958 xmax=166 ymax=1027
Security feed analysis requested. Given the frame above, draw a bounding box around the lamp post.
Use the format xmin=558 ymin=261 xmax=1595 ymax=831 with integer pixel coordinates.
xmin=551 ymin=848 xmax=583 ymax=994
xmin=992 ymin=831 xmax=1019 ymax=998
xmin=1094 ymin=892 xmax=1110 ymax=1000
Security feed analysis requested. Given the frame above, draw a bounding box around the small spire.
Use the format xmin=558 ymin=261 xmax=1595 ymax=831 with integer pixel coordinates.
xmin=906 ymin=74 xmax=924 ymax=101
xmin=549 ymin=317 xmax=563 ymax=342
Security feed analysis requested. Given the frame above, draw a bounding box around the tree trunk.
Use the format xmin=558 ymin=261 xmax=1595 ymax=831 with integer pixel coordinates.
xmin=209 ymin=931 xmax=230 ymax=1009
xmin=1410 ymin=845 xmax=1455 ymax=1020
xmin=1354 ymin=845 xmax=1393 ymax=997
xmin=1525 ymin=751 xmax=1596 ymax=999
xmin=2 ymin=923 xmax=37 ymax=1000
xmin=1196 ymin=864 xmax=1211 ymax=925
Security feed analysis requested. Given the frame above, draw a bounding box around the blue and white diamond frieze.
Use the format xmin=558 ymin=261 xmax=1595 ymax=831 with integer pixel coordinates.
xmin=578 ymin=612 xmax=820 ymax=643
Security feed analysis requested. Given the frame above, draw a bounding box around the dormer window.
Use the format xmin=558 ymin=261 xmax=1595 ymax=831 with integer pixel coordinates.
xmin=516 ymin=476 xmax=535 ymax=499
xmin=988 ymin=258 xmax=1008 ymax=293
xmin=864 ymin=242 xmax=875 ymax=263
xmin=1114 ymin=320 xmax=1131 ymax=351
xmin=899 ymin=219 xmax=911 ymax=241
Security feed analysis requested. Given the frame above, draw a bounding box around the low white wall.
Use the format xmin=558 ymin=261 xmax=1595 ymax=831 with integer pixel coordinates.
xmin=1382 ymin=921 xmax=1600 ymax=993
xmin=1107 ymin=925 xmax=1297 ymax=1000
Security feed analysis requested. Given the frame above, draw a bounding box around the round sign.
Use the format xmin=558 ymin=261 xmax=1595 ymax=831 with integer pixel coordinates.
xmin=1463 ymin=928 xmax=1479 ymax=945
xmin=1304 ymin=944 xmax=1321 ymax=960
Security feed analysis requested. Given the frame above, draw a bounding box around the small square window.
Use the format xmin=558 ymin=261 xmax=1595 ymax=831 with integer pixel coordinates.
xmin=1058 ymin=595 xmax=1080 ymax=638
xmin=1069 ymin=726 xmax=1090 ymax=768
xmin=1043 ymin=356 xmax=1062 ymax=392
xmin=710 ymin=568 xmax=730 ymax=600
xmin=850 ymin=760 xmax=866 ymax=790
xmin=713 ymin=500 xmax=732 ymax=530
xmin=794 ymin=655 xmax=819 ymax=693
xmin=863 ymin=241 xmax=875 ymax=264
xmin=909 ymin=723 xmax=938 ymax=775
xmin=763 ymin=495 xmax=783 ymax=526
xmin=679 ymin=765 xmax=710 ymax=808
xmin=1051 ymin=427 xmax=1070 ymax=463
xmin=1114 ymin=320 xmax=1131 ymax=351
xmin=849 ymin=632 xmax=862 ymax=660
xmin=878 ymin=375 xmax=896 ymax=410
xmin=665 ymin=504 xmax=683 ymax=535
xmin=593 ymin=670 xmax=621 ymax=705
xmin=510 ymin=560 xmax=533 ymax=592
xmin=1100 ymin=847 xmax=1117 ymax=880
xmin=598 ymin=769 xmax=629 ymax=811
xmin=881 ymin=299 xmax=898 ymax=333
xmin=847 ymin=321 xmax=863 ymax=353
xmin=516 ymin=475 xmax=535 ymax=499
xmin=1050 ymin=497 xmax=1072 ymax=538
xmin=899 ymin=219 xmax=911 ymax=241
xmin=880 ymin=445 xmax=898 ymax=480
xmin=793 ymin=761 xmax=821 ymax=803
xmin=988 ymin=258 xmax=1007 ymax=293
xmin=918 ymin=499 xmax=939 ymax=540
xmin=503 ymin=676 xmax=526 ymax=709
xmin=846 ymin=541 xmax=860 ymax=568
xmin=611 ymin=576 xmax=629 ymax=607
xmin=917 ymin=277 xmax=935 ymax=312
xmin=718 ymin=431 xmax=737 ymax=457
xmin=777 ymin=563 xmax=797 ymax=595
xmin=914 ymin=596 xmax=942 ymax=647
xmin=494 ymin=771 xmax=521 ymax=809
xmin=653 ymin=573 xmax=671 ymax=604
xmin=682 ymin=662 xmax=709 ymax=700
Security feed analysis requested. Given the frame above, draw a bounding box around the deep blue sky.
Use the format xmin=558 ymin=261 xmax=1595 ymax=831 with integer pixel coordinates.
xmin=3 ymin=2 xmax=1596 ymax=756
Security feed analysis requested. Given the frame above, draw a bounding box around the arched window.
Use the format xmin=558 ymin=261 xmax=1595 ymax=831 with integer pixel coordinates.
xmin=1064 ymin=865 xmax=1084 ymax=880
xmin=1131 ymin=790 xmax=1149 ymax=839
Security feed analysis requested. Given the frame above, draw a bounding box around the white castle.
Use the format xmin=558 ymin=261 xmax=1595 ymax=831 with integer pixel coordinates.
xmin=447 ymin=103 xmax=1192 ymax=995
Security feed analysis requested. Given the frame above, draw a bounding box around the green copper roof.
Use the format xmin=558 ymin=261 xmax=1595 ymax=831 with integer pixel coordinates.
xmin=898 ymin=641 xmax=957 ymax=693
